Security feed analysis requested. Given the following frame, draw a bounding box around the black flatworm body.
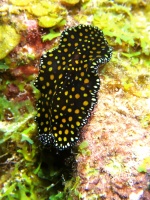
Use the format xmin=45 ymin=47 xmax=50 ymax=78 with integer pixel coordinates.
xmin=35 ymin=24 xmax=112 ymax=150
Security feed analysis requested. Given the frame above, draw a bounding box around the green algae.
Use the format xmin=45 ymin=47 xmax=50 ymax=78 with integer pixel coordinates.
xmin=64 ymin=176 xmax=81 ymax=199
xmin=1 ymin=163 xmax=42 ymax=200
xmin=105 ymin=157 xmax=124 ymax=176
xmin=0 ymin=25 xmax=21 ymax=59
xmin=137 ymin=157 xmax=150 ymax=173
xmin=139 ymin=113 xmax=150 ymax=128
xmin=75 ymin=1 xmax=150 ymax=56
xmin=0 ymin=97 xmax=36 ymax=143
xmin=49 ymin=192 xmax=65 ymax=200
xmin=42 ymin=29 xmax=61 ymax=42
xmin=78 ymin=140 xmax=91 ymax=156
xmin=0 ymin=61 xmax=9 ymax=71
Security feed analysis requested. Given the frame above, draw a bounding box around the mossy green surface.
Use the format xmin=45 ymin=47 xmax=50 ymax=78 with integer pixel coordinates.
xmin=0 ymin=0 xmax=150 ymax=199
xmin=0 ymin=98 xmax=35 ymax=144
xmin=78 ymin=140 xmax=91 ymax=156
xmin=60 ymin=0 xmax=80 ymax=5
xmin=137 ymin=157 xmax=150 ymax=173
xmin=9 ymin=0 xmax=32 ymax=6
xmin=41 ymin=29 xmax=61 ymax=42
xmin=28 ymin=1 xmax=67 ymax=27
xmin=38 ymin=16 xmax=63 ymax=28
xmin=0 ymin=25 xmax=21 ymax=59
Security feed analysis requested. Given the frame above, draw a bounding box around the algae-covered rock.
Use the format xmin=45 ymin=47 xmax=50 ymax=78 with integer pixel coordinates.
xmin=30 ymin=1 xmax=60 ymax=17
xmin=9 ymin=0 xmax=31 ymax=6
xmin=60 ymin=0 xmax=80 ymax=6
xmin=38 ymin=16 xmax=63 ymax=28
xmin=30 ymin=2 xmax=51 ymax=17
xmin=27 ymin=0 xmax=67 ymax=27
xmin=0 ymin=25 xmax=20 ymax=59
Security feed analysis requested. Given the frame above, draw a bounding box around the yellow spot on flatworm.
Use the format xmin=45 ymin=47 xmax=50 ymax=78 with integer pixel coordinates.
xmin=76 ymin=121 xmax=80 ymax=126
xmin=65 ymin=129 xmax=69 ymax=135
xmin=80 ymin=86 xmax=85 ymax=91
xmin=71 ymin=87 xmax=75 ymax=92
xmin=64 ymin=48 xmax=68 ymax=52
xmin=64 ymin=137 xmax=67 ymax=141
xmin=53 ymin=126 xmax=57 ymax=131
xmin=65 ymin=91 xmax=68 ymax=96
xmin=59 ymin=74 xmax=63 ymax=79
xmin=83 ymin=93 xmax=88 ymax=97
xmin=75 ymin=93 xmax=80 ymax=99
xmin=84 ymin=78 xmax=89 ymax=84
xmin=45 ymin=113 xmax=48 ymax=118
xmin=50 ymin=74 xmax=54 ymax=80
xmin=40 ymin=77 xmax=44 ymax=81
xmin=83 ymin=101 xmax=89 ymax=106
xmin=71 ymin=34 xmax=75 ymax=39
xmin=57 ymin=65 xmax=61 ymax=70
xmin=62 ymin=106 xmax=66 ymax=110
xmin=68 ymin=116 xmax=73 ymax=121
xmin=80 ymin=72 xmax=84 ymax=77
xmin=62 ymin=118 xmax=66 ymax=123
xmin=75 ymin=109 xmax=80 ymax=114
xmin=47 ymin=61 xmax=52 ymax=65
xmin=71 ymin=124 xmax=74 ymax=128
xmin=60 ymin=124 xmax=63 ymax=128
xmin=44 ymin=127 xmax=48 ymax=132
xmin=58 ymin=137 xmax=62 ymax=141
xmin=68 ymin=108 xmax=72 ymax=112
